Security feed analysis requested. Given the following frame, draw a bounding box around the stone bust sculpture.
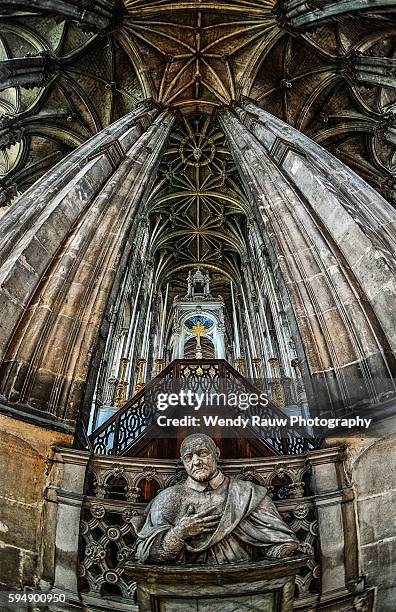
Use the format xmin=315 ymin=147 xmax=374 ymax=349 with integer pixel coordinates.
xmin=135 ymin=434 xmax=300 ymax=564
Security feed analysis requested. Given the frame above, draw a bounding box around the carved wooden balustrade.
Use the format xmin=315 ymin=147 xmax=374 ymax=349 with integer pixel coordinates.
xmin=88 ymin=360 xmax=317 ymax=456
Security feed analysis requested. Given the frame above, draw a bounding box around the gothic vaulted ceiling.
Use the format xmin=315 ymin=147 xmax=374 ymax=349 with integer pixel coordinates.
xmin=147 ymin=115 xmax=248 ymax=280
xmin=0 ymin=1 xmax=395 ymax=205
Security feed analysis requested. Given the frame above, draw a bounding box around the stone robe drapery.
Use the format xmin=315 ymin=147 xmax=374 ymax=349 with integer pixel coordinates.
xmin=135 ymin=475 xmax=298 ymax=564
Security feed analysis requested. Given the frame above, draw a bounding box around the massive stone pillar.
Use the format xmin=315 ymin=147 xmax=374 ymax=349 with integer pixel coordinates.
xmin=0 ymin=0 xmax=122 ymax=30
xmin=0 ymin=103 xmax=174 ymax=589
xmin=280 ymin=0 xmax=396 ymax=29
xmin=219 ymin=101 xmax=396 ymax=415
xmin=0 ymin=101 xmax=174 ymax=428
xmin=346 ymin=54 xmax=396 ymax=91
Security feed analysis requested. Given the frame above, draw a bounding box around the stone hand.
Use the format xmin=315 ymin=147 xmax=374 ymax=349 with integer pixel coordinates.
xmin=172 ymin=506 xmax=221 ymax=540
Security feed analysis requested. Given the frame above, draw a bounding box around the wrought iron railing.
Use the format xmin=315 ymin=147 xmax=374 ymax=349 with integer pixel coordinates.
xmin=88 ymin=360 xmax=317 ymax=456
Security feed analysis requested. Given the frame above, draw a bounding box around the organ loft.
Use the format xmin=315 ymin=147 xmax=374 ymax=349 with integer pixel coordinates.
xmin=0 ymin=1 xmax=395 ymax=610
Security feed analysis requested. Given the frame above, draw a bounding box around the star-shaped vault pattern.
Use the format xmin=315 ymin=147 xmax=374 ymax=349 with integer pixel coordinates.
xmin=147 ymin=114 xmax=249 ymax=282
xmin=121 ymin=0 xmax=278 ymax=112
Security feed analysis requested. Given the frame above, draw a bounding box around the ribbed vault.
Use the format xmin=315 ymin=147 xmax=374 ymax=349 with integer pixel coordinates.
xmin=0 ymin=13 xmax=144 ymax=200
xmin=148 ymin=115 xmax=248 ymax=280
xmin=0 ymin=1 xmax=395 ymax=204
xmin=121 ymin=0 xmax=278 ymax=112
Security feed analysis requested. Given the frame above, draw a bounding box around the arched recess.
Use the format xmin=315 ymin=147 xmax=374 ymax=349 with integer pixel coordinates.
xmin=0 ymin=101 xmax=175 ymax=427
xmin=220 ymin=100 xmax=396 ymax=417
xmin=173 ymin=311 xmax=223 ymax=361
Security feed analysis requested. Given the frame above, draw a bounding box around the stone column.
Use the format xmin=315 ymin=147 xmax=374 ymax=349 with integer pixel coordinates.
xmin=219 ymin=103 xmax=396 ymax=415
xmin=0 ymin=0 xmax=122 ymax=30
xmin=51 ymin=447 xmax=91 ymax=594
xmin=172 ymin=329 xmax=183 ymax=360
xmin=241 ymin=257 xmax=265 ymax=358
xmin=216 ymin=324 xmax=227 ymax=360
xmin=0 ymin=100 xmax=158 ymax=354
xmin=249 ymin=225 xmax=298 ymax=379
xmin=0 ymin=102 xmax=174 ymax=424
xmin=280 ymin=0 xmax=396 ymax=29
xmin=306 ymin=448 xmax=354 ymax=598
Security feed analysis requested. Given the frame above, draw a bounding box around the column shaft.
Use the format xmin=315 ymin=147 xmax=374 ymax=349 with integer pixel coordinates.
xmin=0 ymin=102 xmax=157 ymax=357
xmin=0 ymin=105 xmax=174 ymax=422
xmin=238 ymin=101 xmax=396 ymax=342
xmin=283 ymin=0 xmax=396 ymax=29
xmin=220 ymin=104 xmax=396 ymax=414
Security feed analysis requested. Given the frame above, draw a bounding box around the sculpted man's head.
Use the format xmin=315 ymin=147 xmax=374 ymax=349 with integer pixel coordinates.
xmin=180 ymin=434 xmax=220 ymax=482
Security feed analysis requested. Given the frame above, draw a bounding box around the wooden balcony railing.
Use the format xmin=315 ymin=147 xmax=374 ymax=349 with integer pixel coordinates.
xmin=88 ymin=360 xmax=318 ymax=456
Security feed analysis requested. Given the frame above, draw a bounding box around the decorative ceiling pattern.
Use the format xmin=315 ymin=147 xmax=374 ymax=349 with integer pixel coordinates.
xmin=121 ymin=0 xmax=277 ymax=112
xmin=147 ymin=114 xmax=248 ymax=284
xmin=0 ymin=0 xmax=395 ymax=206
xmin=249 ymin=13 xmax=396 ymax=202
xmin=0 ymin=14 xmax=143 ymax=203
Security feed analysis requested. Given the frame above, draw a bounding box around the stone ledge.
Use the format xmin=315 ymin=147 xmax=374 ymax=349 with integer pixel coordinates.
xmin=0 ymin=399 xmax=75 ymax=435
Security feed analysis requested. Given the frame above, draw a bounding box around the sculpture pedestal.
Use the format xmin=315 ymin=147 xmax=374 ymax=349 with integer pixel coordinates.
xmin=125 ymin=557 xmax=307 ymax=612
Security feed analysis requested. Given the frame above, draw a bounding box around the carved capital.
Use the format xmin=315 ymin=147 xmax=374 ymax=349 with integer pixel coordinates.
xmin=380 ymin=175 xmax=396 ymax=201
xmin=375 ymin=112 xmax=396 ymax=144
xmin=0 ymin=179 xmax=18 ymax=206
xmin=0 ymin=124 xmax=23 ymax=150
xmin=341 ymin=49 xmax=360 ymax=81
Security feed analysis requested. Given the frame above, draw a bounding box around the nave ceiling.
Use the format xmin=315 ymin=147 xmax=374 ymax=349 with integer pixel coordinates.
xmin=147 ymin=115 xmax=247 ymax=279
xmin=0 ymin=0 xmax=396 ymax=269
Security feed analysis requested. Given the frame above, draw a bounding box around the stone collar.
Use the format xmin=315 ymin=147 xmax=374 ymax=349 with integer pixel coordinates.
xmin=186 ymin=470 xmax=225 ymax=491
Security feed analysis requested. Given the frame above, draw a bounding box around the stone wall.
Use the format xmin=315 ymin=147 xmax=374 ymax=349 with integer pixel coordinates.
xmin=0 ymin=414 xmax=72 ymax=589
xmin=353 ymin=434 xmax=396 ymax=611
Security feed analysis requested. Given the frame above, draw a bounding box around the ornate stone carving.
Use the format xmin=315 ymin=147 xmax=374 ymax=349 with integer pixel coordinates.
xmin=126 ymin=486 xmax=140 ymax=503
xmin=375 ymin=112 xmax=396 ymax=145
xmin=0 ymin=122 xmax=23 ymax=151
xmin=293 ymin=504 xmax=309 ymax=520
xmin=85 ymin=542 xmax=107 ymax=562
xmin=289 ymin=482 xmax=305 ymax=498
xmin=90 ymin=504 xmax=106 ymax=519
xmin=139 ymin=467 xmax=157 ymax=480
xmin=77 ymin=450 xmax=330 ymax=603
xmin=134 ymin=435 xmax=301 ymax=565
xmin=0 ymin=179 xmax=18 ymax=206
xmin=236 ymin=465 xmax=263 ymax=485
xmin=353 ymin=593 xmax=370 ymax=612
